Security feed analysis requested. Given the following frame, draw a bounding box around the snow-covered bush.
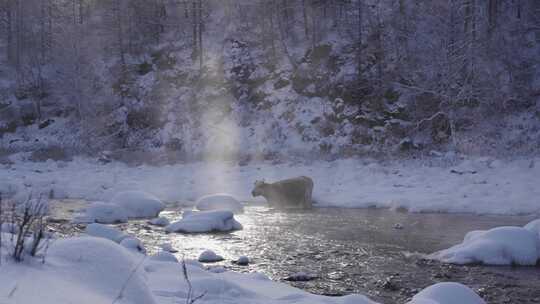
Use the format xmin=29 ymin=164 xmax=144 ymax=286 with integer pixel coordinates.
xmin=2 ymin=196 xmax=52 ymax=262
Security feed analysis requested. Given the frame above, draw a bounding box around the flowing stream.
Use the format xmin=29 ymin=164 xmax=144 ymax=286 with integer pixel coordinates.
xmin=51 ymin=202 xmax=540 ymax=304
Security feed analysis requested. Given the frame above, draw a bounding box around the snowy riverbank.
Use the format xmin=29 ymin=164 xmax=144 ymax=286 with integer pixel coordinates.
xmin=1 ymin=154 xmax=539 ymax=215
xmin=0 ymin=232 xmax=487 ymax=304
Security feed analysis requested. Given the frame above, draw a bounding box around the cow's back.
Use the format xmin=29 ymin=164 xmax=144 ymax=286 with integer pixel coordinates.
xmin=270 ymin=176 xmax=313 ymax=208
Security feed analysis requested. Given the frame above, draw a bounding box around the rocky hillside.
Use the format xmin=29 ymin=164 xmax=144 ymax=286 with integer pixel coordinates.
xmin=0 ymin=0 xmax=538 ymax=162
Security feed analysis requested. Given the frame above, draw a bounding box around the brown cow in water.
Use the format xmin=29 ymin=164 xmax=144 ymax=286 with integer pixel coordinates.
xmin=251 ymin=176 xmax=314 ymax=209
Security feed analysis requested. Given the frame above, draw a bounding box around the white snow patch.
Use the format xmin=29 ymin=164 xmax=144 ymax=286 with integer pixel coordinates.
xmin=406 ymin=282 xmax=486 ymax=304
xmin=165 ymin=210 xmax=243 ymax=233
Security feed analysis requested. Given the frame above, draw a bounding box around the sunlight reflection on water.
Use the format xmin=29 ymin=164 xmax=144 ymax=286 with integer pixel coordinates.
xmin=50 ymin=201 xmax=540 ymax=304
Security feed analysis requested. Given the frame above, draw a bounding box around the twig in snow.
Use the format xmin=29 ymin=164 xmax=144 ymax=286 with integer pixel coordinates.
xmin=182 ymin=257 xmax=206 ymax=304
xmin=112 ymin=256 xmax=147 ymax=304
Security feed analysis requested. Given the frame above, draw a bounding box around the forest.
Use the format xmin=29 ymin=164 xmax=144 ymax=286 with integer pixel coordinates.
xmin=0 ymin=0 xmax=538 ymax=160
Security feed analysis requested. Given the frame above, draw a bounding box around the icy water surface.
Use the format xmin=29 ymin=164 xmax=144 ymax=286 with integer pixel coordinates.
xmin=51 ymin=203 xmax=540 ymax=303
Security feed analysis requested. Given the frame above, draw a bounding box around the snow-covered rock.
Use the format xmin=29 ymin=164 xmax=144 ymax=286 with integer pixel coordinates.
xmin=285 ymin=272 xmax=318 ymax=282
xmin=148 ymin=216 xmax=170 ymax=227
xmin=150 ymin=251 xmax=178 ymax=263
xmin=407 ymin=282 xmax=486 ymax=304
xmin=111 ymin=191 xmax=165 ymax=218
xmin=430 ymin=226 xmax=540 ymax=265
xmin=120 ymin=237 xmax=146 ymax=253
xmin=73 ymin=202 xmax=128 ymax=224
xmin=393 ymin=223 xmax=404 ymax=230
xmin=165 ymin=210 xmax=243 ymax=233
xmin=198 ymin=249 xmax=224 ymax=263
xmin=236 ymin=255 xmax=250 ymax=266
xmin=195 ymin=193 xmax=244 ymax=213
xmin=159 ymin=243 xmax=178 ymax=253
xmin=85 ymin=223 xmax=128 ymax=243
xmin=524 ymin=219 xmax=540 ymax=239
xmin=46 ymin=237 xmax=156 ymax=304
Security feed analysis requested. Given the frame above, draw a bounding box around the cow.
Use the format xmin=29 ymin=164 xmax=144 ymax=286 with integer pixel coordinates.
xmin=251 ymin=176 xmax=314 ymax=209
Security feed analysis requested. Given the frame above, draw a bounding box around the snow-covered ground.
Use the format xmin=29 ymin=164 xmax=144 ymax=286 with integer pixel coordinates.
xmin=2 ymin=154 xmax=540 ymax=215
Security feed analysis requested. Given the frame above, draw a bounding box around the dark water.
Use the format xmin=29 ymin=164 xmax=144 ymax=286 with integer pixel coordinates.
xmin=115 ymin=207 xmax=540 ymax=304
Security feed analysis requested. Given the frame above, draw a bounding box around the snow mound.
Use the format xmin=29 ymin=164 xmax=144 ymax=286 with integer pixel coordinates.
xmin=524 ymin=219 xmax=540 ymax=238
xmin=111 ymin=191 xmax=165 ymax=218
xmin=165 ymin=210 xmax=243 ymax=233
xmin=431 ymin=226 xmax=540 ymax=265
xmin=195 ymin=193 xmax=244 ymax=213
xmin=150 ymin=251 xmax=178 ymax=263
xmin=148 ymin=216 xmax=170 ymax=226
xmin=407 ymin=282 xmax=486 ymax=304
xmin=198 ymin=249 xmax=224 ymax=262
xmin=73 ymin=202 xmax=128 ymax=224
xmin=47 ymin=237 xmax=156 ymax=304
xmin=85 ymin=223 xmax=128 ymax=243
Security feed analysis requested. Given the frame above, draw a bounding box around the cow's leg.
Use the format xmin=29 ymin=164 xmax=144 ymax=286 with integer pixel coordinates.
xmin=305 ymin=183 xmax=313 ymax=208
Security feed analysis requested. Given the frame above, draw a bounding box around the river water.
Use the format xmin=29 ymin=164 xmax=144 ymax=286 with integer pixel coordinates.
xmin=51 ymin=203 xmax=540 ymax=303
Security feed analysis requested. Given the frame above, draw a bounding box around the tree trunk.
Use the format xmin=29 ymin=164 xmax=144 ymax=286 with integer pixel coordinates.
xmin=192 ymin=0 xmax=197 ymax=59
xmin=198 ymin=0 xmax=203 ymax=70
xmin=5 ymin=0 xmax=13 ymax=62
xmin=78 ymin=0 xmax=83 ymax=24
xmin=302 ymin=0 xmax=309 ymax=41
xmin=357 ymin=0 xmax=362 ymax=79
xmin=488 ymin=0 xmax=497 ymax=32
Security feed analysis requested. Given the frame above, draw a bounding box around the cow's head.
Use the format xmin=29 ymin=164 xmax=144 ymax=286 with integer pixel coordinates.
xmin=251 ymin=179 xmax=267 ymax=197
